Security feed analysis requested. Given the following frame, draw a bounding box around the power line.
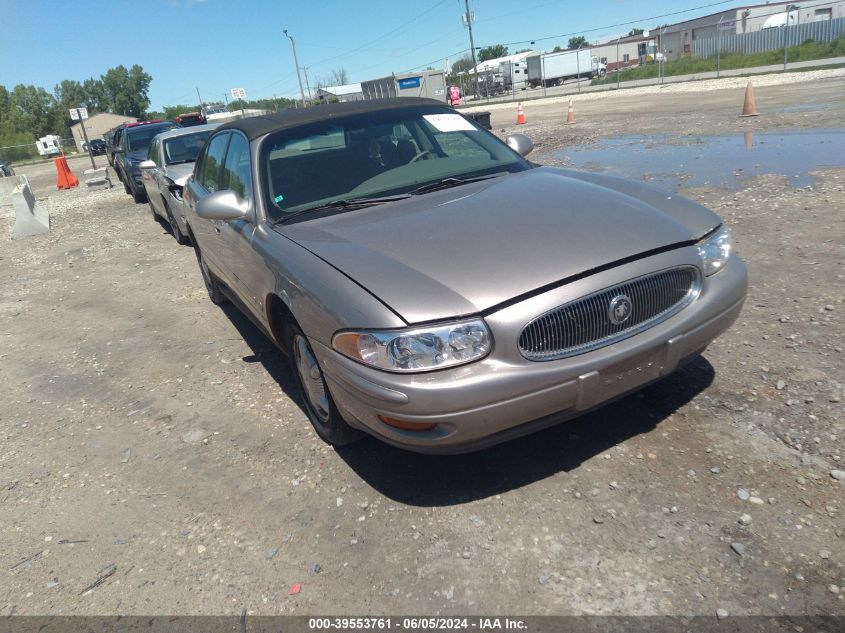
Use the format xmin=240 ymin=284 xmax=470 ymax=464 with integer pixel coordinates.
xmin=307 ymin=0 xmax=453 ymax=70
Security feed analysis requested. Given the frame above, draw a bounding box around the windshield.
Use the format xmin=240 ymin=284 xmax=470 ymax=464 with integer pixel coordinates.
xmin=164 ymin=131 xmax=212 ymax=164
xmin=260 ymin=106 xmax=529 ymax=222
xmin=125 ymin=125 xmax=178 ymax=152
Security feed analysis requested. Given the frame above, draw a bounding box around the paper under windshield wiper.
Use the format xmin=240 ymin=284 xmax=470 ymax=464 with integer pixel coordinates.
xmin=273 ymin=195 xmax=411 ymax=225
xmin=410 ymin=172 xmax=506 ymax=195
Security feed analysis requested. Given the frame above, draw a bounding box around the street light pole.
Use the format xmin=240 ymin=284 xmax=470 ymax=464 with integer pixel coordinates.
xmin=284 ymin=29 xmax=307 ymax=107
xmin=463 ymin=0 xmax=480 ymax=100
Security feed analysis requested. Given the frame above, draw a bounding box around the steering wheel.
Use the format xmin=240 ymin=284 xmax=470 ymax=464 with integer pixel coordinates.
xmin=410 ymin=150 xmax=434 ymax=163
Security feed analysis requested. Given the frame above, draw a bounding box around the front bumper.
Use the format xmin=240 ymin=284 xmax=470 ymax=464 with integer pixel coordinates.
xmin=313 ymin=249 xmax=748 ymax=454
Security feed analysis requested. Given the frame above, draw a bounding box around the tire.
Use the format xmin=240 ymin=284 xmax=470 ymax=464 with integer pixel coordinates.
xmin=131 ymin=180 xmax=147 ymax=204
xmin=163 ymin=198 xmax=189 ymax=245
xmin=193 ymin=243 xmax=227 ymax=305
xmin=287 ymin=322 xmax=361 ymax=447
xmin=122 ymin=170 xmax=131 ymax=194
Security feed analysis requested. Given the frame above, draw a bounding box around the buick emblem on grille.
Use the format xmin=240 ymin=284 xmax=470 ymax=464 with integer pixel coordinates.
xmin=608 ymin=294 xmax=632 ymax=325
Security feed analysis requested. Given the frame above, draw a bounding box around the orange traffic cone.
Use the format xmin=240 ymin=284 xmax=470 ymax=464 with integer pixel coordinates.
xmin=740 ymin=81 xmax=759 ymax=117
xmin=565 ymin=99 xmax=576 ymax=125
xmin=55 ymin=156 xmax=79 ymax=190
xmin=516 ymin=102 xmax=526 ymax=125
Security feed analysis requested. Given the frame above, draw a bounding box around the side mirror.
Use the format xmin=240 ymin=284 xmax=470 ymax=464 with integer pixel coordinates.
xmin=196 ymin=190 xmax=251 ymax=222
xmin=139 ymin=160 xmax=157 ymax=170
xmin=506 ymin=133 xmax=534 ymax=157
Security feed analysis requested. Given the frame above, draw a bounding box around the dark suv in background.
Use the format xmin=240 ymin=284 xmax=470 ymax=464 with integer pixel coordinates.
xmin=113 ymin=121 xmax=179 ymax=202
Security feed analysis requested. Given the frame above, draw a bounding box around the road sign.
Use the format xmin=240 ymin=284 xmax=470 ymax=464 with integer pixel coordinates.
xmin=230 ymin=87 xmax=246 ymax=99
xmin=69 ymin=107 xmax=89 ymax=121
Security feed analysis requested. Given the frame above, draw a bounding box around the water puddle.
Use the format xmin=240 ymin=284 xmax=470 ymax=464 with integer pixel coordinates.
xmin=556 ymin=129 xmax=845 ymax=191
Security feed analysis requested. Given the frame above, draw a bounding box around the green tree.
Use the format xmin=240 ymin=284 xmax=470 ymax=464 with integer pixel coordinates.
xmin=82 ymin=78 xmax=109 ymax=112
xmin=478 ymin=44 xmax=508 ymax=62
xmin=514 ymin=48 xmax=532 ymax=54
xmin=450 ymin=55 xmax=475 ymax=74
xmin=101 ymin=64 xmax=152 ymax=117
xmin=552 ymin=45 xmax=563 ymax=52
xmin=7 ymin=85 xmax=55 ymax=138
xmin=568 ymin=36 xmax=588 ymax=49
xmin=628 ymin=28 xmax=645 ymax=37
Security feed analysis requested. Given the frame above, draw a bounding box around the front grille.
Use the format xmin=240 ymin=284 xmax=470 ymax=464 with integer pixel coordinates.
xmin=519 ymin=266 xmax=700 ymax=361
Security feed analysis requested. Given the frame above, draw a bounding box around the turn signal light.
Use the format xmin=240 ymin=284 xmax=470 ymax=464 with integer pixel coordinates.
xmin=378 ymin=416 xmax=437 ymax=432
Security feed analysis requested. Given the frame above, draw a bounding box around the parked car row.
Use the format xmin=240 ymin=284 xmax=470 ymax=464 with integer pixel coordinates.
xmin=120 ymin=97 xmax=746 ymax=454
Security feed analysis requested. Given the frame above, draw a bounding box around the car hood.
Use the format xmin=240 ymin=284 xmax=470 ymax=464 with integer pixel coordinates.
xmin=280 ymin=167 xmax=721 ymax=324
xmin=126 ymin=150 xmax=148 ymax=165
xmin=164 ymin=163 xmax=195 ymax=186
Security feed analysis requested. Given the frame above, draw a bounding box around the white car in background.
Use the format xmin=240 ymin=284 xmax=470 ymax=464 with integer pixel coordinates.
xmin=139 ymin=123 xmax=219 ymax=244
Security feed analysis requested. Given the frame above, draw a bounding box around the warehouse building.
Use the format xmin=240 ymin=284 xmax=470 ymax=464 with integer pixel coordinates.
xmin=657 ymin=0 xmax=844 ymax=60
xmin=70 ymin=113 xmax=136 ymax=153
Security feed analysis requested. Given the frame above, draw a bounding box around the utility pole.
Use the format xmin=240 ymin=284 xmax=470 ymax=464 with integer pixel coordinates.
xmin=616 ymin=38 xmax=620 ymax=89
xmin=302 ymin=66 xmax=313 ymax=101
xmin=75 ymin=108 xmax=96 ymax=170
xmin=196 ymin=87 xmax=205 ymax=116
xmin=284 ymin=29 xmax=307 ymax=107
xmin=463 ymin=0 xmax=480 ymax=100
xmin=716 ymin=16 xmax=723 ymax=77
xmin=783 ymin=4 xmax=799 ymax=70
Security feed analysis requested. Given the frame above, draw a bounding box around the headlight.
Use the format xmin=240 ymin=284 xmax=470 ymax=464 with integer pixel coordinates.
xmin=333 ymin=319 xmax=492 ymax=372
xmin=698 ymin=226 xmax=732 ymax=276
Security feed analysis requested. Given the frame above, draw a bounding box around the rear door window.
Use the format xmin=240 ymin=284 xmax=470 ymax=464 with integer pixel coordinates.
xmin=197 ymin=132 xmax=230 ymax=193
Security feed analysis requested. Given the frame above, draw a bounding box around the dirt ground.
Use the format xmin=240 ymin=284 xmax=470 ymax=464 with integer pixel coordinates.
xmin=1 ymin=74 xmax=843 ymax=617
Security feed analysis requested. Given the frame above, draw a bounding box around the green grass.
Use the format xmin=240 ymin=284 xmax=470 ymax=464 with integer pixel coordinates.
xmin=591 ymin=36 xmax=845 ymax=85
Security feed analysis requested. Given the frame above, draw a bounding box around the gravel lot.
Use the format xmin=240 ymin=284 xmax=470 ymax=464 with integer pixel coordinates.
xmin=1 ymin=75 xmax=843 ymax=617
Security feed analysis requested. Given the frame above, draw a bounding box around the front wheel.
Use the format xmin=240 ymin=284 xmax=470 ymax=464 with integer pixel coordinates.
xmin=288 ymin=322 xmax=361 ymax=446
xmin=163 ymin=198 xmax=189 ymax=245
xmin=131 ymin=180 xmax=147 ymax=203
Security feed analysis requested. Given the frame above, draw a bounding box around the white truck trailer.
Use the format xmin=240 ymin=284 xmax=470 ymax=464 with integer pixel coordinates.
xmin=526 ymin=49 xmax=606 ymax=88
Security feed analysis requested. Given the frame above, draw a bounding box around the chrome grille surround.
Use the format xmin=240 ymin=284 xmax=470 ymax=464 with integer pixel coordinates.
xmin=519 ymin=266 xmax=701 ymax=361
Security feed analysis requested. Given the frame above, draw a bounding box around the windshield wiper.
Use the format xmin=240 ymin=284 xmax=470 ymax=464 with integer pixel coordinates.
xmin=167 ymin=159 xmax=195 ymax=165
xmin=273 ymin=194 xmax=411 ymax=225
xmin=410 ymin=172 xmax=507 ymax=195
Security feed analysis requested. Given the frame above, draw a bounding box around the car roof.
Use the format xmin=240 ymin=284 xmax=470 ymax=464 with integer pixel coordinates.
xmin=123 ymin=121 xmax=178 ymax=135
xmin=215 ymin=98 xmax=449 ymax=141
xmin=154 ymin=123 xmax=220 ymax=141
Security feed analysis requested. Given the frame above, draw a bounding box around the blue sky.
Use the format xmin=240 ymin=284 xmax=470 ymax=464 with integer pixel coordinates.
xmin=0 ymin=0 xmax=736 ymax=108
